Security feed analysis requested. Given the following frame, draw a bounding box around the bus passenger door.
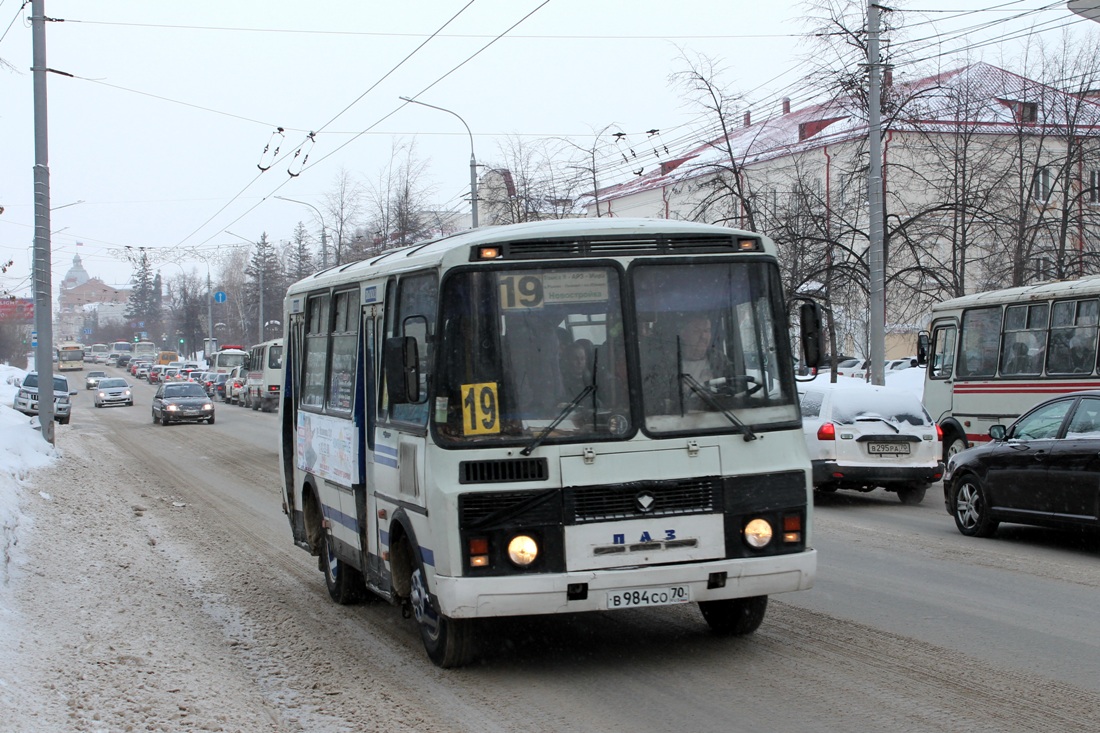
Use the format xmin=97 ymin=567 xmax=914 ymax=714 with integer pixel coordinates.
xmin=358 ymin=312 xmax=386 ymax=588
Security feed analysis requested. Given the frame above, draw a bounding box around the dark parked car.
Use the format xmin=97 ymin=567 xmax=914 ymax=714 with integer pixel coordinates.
xmin=945 ymin=390 xmax=1100 ymax=538
xmin=151 ymin=382 xmax=215 ymax=425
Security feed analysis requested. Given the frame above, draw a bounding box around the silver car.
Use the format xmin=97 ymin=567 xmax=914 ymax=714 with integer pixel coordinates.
xmin=94 ymin=378 xmax=134 ymax=408
xmin=85 ymin=370 xmax=108 ymax=389
xmin=13 ymin=372 xmax=76 ymax=425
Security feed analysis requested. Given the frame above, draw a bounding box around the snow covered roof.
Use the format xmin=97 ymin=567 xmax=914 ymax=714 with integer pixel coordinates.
xmin=588 ymin=62 xmax=1100 ymax=206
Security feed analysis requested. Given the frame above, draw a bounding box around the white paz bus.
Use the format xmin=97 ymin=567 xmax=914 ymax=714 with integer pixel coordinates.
xmin=921 ymin=274 xmax=1100 ymax=460
xmin=280 ymin=218 xmax=822 ymax=667
xmin=244 ymin=338 xmax=283 ymax=411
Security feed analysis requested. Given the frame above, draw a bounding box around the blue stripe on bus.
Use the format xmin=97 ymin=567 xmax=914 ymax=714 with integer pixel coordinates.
xmin=377 ymin=530 xmax=433 ymax=567
xmin=375 ymin=443 xmax=398 ymax=457
xmin=321 ymin=503 xmax=359 ymax=534
xmin=374 ymin=454 xmax=398 ymax=469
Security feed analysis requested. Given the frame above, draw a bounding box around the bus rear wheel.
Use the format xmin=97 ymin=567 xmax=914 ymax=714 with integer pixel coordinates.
xmin=318 ymin=527 xmax=363 ymax=605
xmin=409 ymin=561 xmax=475 ymax=668
xmin=698 ymin=595 xmax=768 ymax=636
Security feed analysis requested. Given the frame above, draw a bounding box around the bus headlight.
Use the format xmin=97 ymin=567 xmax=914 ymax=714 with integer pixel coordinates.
xmin=507 ymin=535 xmax=538 ymax=566
xmin=743 ymin=518 xmax=774 ymax=548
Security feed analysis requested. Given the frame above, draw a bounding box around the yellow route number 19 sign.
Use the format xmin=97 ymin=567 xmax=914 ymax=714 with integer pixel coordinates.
xmin=461 ymin=382 xmax=500 ymax=435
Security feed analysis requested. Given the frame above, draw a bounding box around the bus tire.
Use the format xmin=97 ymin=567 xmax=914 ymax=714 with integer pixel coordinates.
xmin=319 ymin=527 xmax=363 ymax=605
xmin=945 ymin=435 xmax=968 ymax=463
xmin=950 ymin=474 xmax=999 ymax=538
xmin=897 ymin=486 xmax=926 ymax=505
xmin=251 ymin=394 xmax=260 ymax=411
xmin=408 ymin=554 xmax=476 ymax=668
xmin=698 ymin=595 xmax=768 ymax=636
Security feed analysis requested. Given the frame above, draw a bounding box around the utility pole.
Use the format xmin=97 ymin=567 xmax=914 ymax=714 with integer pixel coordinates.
xmin=866 ymin=1 xmax=886 ymax=386
xmin=206 ymin=266 xmax=213 ymax=353
xmin=31 ymin=0 xmax=55 ymax=442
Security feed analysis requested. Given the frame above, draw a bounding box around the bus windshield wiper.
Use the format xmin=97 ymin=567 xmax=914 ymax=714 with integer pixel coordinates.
xmin=521 ymin=385 xmax=596 ymax=456
xmin=679 ymin=373 xmax=757 ymax=441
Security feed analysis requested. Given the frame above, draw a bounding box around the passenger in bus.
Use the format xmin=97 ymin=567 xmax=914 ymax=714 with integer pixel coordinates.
xmin=1004 ymin=341 xmax=1033 ymax=375
xmin=560 ymin=339 xmax=593 ymax=398
xmin=1047 ymin=331 xmax=1078 ymax=374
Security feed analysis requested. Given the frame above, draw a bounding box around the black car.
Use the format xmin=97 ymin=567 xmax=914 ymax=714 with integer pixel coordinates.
xmin=944 ymin=390 xmax=1100 ymax=538
xmin=116 ymin=353 xmax=132 ymax=367
xmin=151 ymin=382 xmax=215 ymax=425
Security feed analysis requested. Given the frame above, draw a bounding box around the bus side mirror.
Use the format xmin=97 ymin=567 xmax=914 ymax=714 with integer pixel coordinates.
xmin=384 ymin=336 xmax=420 ymax=404
xmin=799 ymin=301 xmax=823 ymax=368
xmin=916 ymin=331 xmax=929 ymax=366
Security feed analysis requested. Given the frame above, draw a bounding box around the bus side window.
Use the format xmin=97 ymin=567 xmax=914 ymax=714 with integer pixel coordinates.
xmin=929 ymin=324 xmax=956 ymax=379
xmin=388 ymin=272 xmax=437 ymax=425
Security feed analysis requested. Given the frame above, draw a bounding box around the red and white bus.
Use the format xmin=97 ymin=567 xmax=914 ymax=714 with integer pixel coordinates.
xmin=922 ymin=275 xmax=1100 ymax=461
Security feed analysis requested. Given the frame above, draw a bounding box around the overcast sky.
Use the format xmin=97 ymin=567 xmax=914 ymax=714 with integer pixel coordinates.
xmin=0 ymin=1 xmax=1090 ymax=298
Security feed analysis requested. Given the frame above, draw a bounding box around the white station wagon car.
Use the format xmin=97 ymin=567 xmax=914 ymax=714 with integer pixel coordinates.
xmin=797 ymin=383 xmax=943 ymax=504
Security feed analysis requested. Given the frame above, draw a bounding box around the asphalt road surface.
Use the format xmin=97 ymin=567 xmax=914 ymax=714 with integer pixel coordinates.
xmin=4 ymin=366 xmax=1098 ymax=732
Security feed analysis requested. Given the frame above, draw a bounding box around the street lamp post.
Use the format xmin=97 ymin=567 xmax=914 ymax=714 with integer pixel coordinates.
xmin=274 ymin=195 xmax=329 ymax=268
xmin=399 ymin=97 xmax=478 ymax=228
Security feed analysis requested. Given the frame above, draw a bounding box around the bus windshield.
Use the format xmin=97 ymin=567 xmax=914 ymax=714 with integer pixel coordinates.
xmin=433 ymin=260 xmax=798 ymax=446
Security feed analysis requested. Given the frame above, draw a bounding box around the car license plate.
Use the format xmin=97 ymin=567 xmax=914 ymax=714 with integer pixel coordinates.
xmin=869 ymin=442 xmax=910 ymax=454
xmin=607 ymin=585 xmax=691 ymax=609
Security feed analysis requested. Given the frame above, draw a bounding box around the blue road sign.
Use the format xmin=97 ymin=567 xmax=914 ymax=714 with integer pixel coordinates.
xmin=214 ymin=291 xmax=228 ymax=303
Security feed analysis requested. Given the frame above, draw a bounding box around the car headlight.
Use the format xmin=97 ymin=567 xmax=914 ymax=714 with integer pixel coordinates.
xmin=203 ymin=403 xmax=213 ymax=410
xmin=18 ymin=390 xmax=31 ymax=399
xmin=507 ymin=535 xmax=539 ymax=566
xmin=124 ymin=390 xmax=131 ymax=397
xmin=166 ymin=404 xmax=179 ymax=411
xmin=743 ymin=518 xmax=774 ymax=548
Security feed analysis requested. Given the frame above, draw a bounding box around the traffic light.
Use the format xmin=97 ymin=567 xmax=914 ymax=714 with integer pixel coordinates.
xmin=133 ymin=335 xmax=139 ymax=342
xmin=179 ymin=338 xmax=185 ymax=346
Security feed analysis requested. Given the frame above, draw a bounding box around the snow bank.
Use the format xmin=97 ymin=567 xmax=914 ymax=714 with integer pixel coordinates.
xmin=0 ymin=365 xmax=58 ymax=592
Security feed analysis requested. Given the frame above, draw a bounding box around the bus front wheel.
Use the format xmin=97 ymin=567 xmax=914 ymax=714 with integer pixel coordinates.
xmin=408 ymin=561 xmax=475 ymax=668
xmin=945 ymin=435 xmax=968 ymax=463
xmin=699 ymin=595 xmax=768 ymax=636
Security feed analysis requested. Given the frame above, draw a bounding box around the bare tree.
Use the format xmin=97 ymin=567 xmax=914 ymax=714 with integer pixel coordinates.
xmin=481 ymin=135 xmax=586 ymax=224
xmin=670 ymin=51 xmax=762 ymax=231
xmin=323 ymin=168 xmax=365 ymax=266
xmin=361 ymin=139 xmax=435 ymax=252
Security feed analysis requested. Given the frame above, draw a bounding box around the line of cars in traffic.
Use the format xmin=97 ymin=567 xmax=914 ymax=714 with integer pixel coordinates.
xmin=798 ymin=363 xmax=1099 ymax=544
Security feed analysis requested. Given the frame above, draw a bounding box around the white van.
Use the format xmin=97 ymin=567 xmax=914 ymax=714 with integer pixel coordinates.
xmin=244 ymin=338 xmax=283 ymax=412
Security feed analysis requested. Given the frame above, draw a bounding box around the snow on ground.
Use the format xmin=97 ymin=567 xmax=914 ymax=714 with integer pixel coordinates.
xmin=0 ymin=365 xmax=58 ymax=587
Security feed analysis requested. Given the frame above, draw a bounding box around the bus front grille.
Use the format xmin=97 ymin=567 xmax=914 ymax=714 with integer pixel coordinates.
xmin=459 ymin=457 xmax=549 ymax=484
xmin=459 ymin=489 xmax=561 ymax=530
xmin=567 ymin=478 xmax=720 ymax=523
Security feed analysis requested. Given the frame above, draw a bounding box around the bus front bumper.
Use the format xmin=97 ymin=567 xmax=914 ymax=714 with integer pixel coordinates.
xmin=432 ymin=549 xmax=816 ymax=619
